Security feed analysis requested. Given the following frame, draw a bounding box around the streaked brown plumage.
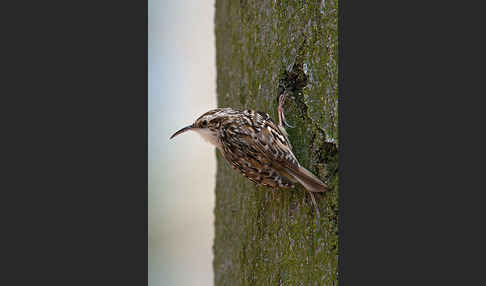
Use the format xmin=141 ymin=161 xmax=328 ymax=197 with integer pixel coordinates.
xmin=170 ymin=93 xmax=327 ymax=214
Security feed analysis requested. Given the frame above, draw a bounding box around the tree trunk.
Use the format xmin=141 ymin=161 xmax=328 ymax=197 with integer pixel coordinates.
xmin=213 ymin=0 xmax=339 ymax=285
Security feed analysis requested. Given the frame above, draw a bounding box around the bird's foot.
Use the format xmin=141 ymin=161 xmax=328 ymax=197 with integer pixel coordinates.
xmin=278 ymin=91 xmax=294 ymax=128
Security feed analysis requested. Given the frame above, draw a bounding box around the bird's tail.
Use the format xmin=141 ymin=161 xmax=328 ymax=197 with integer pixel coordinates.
xmin=286 ymin=165 xmax=327 ymax=192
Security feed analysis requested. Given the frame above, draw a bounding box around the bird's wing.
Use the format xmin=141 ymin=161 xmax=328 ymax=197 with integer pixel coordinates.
xmin=253 ymin=120 xmax=327 ymax=192
xmin=239 ymin=113 xmax=327 ymax=192
xmin=254 ymin=119 xmax=300 ymax=169
xmin=219 ymin=112 xmax=299 ymax=170
xmin=217 ymin=112 xmax=297 ymax=188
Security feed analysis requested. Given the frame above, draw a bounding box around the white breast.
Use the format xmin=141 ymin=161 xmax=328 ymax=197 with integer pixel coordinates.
xmin=195 ymin=128 xmax=222 ymax=149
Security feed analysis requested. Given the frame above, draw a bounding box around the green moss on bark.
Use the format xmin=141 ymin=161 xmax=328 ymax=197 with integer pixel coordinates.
xmin=214 ymin=0 xmax=338 ymax=285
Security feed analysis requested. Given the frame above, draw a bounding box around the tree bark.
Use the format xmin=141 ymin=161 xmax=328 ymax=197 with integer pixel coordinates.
xmin=214 ymin=1 xmax=339 ymax=285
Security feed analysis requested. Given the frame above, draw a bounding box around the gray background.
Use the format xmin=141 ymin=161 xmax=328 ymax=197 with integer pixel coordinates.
xmin=148 ymin=1 xmax=216 ymax=285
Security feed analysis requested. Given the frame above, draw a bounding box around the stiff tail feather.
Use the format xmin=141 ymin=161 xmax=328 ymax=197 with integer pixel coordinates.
xmin=287 ymin=165 xmax=327 ymax=193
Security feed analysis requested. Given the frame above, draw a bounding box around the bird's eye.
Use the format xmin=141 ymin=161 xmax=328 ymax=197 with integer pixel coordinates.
xmin=201 ymin=120 xmax=208 ymax=127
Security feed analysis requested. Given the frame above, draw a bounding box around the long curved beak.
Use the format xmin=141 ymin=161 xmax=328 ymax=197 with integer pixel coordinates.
xmin=169 ymin=124 xmax=194 ymax=139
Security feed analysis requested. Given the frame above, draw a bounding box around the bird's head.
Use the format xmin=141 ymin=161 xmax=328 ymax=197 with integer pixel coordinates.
xmin=169 ymin=108 xmax=230 ymax=147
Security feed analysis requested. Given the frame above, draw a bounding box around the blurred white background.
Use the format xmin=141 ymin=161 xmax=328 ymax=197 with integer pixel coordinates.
xmin=148 ymin=1 xmax=216 ymax=285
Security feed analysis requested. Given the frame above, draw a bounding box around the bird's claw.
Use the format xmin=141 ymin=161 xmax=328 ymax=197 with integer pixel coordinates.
xmin=278 ymin=91 xmax=295 ymax=128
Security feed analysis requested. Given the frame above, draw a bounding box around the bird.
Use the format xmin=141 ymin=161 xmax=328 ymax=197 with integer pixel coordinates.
xmin=169 ymin=92 xmax=327 ymax=216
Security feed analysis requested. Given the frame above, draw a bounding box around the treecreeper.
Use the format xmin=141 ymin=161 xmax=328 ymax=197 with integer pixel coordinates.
xmin=170 ymin=92 xmax=327 ymax=216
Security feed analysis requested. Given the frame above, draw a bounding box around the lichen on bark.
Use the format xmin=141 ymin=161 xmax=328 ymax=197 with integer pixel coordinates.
xmin=214 ymin=0 xmax=338 ymax=285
